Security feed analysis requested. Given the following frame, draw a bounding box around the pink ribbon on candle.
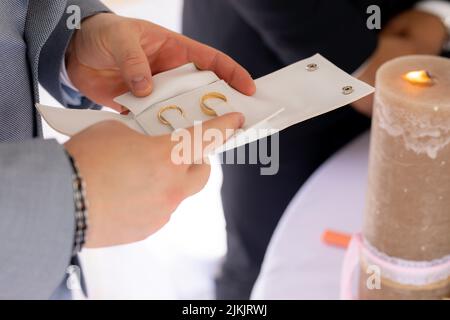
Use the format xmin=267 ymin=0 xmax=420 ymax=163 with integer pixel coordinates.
xmin=340 ymin=233 xmax=450 ymax=300
xmin=340 ymin=234 xmax=362 ymax=300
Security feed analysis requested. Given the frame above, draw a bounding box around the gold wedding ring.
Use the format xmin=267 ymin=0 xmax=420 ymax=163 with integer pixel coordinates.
xmin=200 ymin=92 xmax=228 ymax=117
xmin=158 ymin=105 xmax=184 ymax=127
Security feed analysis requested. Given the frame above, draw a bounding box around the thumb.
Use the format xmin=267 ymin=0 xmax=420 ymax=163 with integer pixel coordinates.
xmin=181 ymin=112 xmax=245 ymax=161
xmin=197 ymin=112 xmax=245 ymax=143
xmin=111 ymin=34 xmax=153 ymax=97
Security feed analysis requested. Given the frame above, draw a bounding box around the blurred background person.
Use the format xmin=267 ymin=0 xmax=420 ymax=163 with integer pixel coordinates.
xmin=183 ymin=0 xmax=450 ymax=299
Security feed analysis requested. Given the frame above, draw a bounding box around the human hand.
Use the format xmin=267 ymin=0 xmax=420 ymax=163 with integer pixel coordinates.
xmin=64 ymin=112 xmax=244 ymax=248
xmin=382 ymin=9 xmax=447 ymax=55
xmin=353 ymin=10 xmax=447 ymax=115
xmin=66 ymin=13 xmax=256 ymax=112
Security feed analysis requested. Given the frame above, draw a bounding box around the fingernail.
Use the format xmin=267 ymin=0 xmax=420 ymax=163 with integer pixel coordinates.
xmin=131 ymin=76 xmax=150 ymax=93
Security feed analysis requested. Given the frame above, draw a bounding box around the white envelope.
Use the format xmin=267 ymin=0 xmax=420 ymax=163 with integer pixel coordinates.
xmin=37 ymin=54 xmax=374 ymax=152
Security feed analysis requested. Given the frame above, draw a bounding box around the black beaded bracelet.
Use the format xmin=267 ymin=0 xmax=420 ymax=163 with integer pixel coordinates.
xmin=66 ymin=152 xmax=89 ymax=256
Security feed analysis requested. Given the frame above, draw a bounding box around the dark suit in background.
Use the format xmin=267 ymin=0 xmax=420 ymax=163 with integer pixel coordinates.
xmin=183 ymin=0 xmax=420 ymax=299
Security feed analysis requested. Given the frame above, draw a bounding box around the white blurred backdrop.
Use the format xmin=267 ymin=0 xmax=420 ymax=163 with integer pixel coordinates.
xmin=41 ymin=0 xmax=226 ymax=299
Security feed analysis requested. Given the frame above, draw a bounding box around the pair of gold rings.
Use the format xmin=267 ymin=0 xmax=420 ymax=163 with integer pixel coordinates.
xmin=158 ymin=92 xmax=228 ymax=126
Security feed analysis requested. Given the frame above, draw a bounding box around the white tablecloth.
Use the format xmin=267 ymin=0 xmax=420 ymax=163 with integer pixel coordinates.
xmin=251 ymin=131 xmax=370 ymax=299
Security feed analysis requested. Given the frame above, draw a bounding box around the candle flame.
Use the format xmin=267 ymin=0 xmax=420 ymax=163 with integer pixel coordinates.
xmin=403 ymin=70 xmax=434 ymax=86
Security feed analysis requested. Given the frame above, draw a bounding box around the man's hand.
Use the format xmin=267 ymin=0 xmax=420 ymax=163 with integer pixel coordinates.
xmin=353 ymin=10 xmax=447 ymax=115
xmin=382 ymin=9 xmax=448 ymax=55
xmin=66 ymin=13 xmax=256 ymax=112
xmin=64 ymin=113 xmax=244 ymax=248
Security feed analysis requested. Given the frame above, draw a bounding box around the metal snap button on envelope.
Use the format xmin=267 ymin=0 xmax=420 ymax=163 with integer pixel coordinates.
xmin=306 ymin=63 xmax=318 ymax=71
xmin=342 ymin=86 xmax=354 ymax=95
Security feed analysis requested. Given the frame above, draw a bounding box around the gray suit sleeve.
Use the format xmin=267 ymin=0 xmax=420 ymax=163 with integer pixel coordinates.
xmin=39 ymin=0 xmax=111 ymax=108
xmin=0 ymin=140 xmax=75 ymax=299
xmin=0 ymin=0 xmax=112 ymax=299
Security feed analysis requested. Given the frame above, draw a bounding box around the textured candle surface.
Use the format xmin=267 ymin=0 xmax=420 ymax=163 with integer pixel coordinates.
xmin=361 ymin=55 xmax=450 ymax=299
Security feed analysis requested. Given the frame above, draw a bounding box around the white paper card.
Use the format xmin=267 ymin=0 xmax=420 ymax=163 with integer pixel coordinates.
xmin=37 ymin=54 xmax=374 ymax=152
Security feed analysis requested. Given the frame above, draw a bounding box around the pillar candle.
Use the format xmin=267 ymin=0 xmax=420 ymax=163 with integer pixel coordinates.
xmin=360 ymin=55 xmax=450 ymax=299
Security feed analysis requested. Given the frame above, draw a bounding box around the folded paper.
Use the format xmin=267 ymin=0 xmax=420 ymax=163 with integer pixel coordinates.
xmin=37 ymin=54 xmax=374 ymax=152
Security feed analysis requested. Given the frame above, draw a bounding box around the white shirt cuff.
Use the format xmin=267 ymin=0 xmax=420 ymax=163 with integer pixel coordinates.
xmin=59 ymin=59 xmax=88 ymax=107
xmin=60 ymin=60 xmax=79 ymax=92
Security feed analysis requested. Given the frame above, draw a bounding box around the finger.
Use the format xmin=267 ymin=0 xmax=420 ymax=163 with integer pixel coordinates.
xmin=188 ymin=112 xmax=244 ymax=159
xmin=176 ymin=35 xmax=256 ymax=95
xmin=110 ymin=32 xmax=153 ymax=97
xmin=164 ymin=112 xmax=245 ymax=165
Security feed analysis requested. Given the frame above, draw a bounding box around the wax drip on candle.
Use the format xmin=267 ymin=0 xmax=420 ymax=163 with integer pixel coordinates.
xmin=403 ymin=70 xmax=434 ymax=86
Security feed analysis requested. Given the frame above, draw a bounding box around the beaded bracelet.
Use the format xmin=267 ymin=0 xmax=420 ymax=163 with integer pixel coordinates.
xmin=65 ymin=152 xmax=89 ymax=256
